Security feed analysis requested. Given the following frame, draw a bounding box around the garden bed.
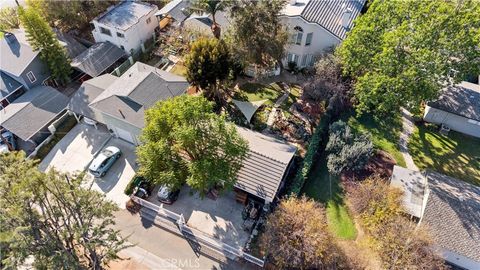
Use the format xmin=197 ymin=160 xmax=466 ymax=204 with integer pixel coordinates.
xmin=35 ymin=115 xmax=78 ymax=160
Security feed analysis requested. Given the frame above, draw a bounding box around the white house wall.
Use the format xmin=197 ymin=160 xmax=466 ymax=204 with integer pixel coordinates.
xmin=281 ymin=16 xmax=341 ymax=68
xmin=92 ymin=8 xmax=158 ymax=54
xmin=424 ymin=105 xmax=480 ymax=138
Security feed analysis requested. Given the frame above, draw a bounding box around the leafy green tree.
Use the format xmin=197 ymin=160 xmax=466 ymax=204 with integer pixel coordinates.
xmin=190 ymin=0 xmax=226 ymax=38
xmin=137 ymin=95 xmax=249 ymax=196
xmin=27 ymin=0 xmax=114 ymax=31
xmin=326 ymin=120 xmax=373 ymax=175
xmin=185 ymin=38 xmax=232 ymax=104
xmin=228 ymin=0 xmax=287 ymax=69
xmin=262 ymin=196 xmax=348 ymax=269
xmin=337 ymin=0 xmax=480 ymax=116
xmin=18 ymin=6 xmax=71 ymax=84
xmin=0 ymin=151 xmax=129 ymax=269
xmin=0 ymin=7 xmax=20 ymax=31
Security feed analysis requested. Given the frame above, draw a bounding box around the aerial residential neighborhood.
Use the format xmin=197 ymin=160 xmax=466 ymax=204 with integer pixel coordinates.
xmin=0 ymin=0 xmax=479 ymax=270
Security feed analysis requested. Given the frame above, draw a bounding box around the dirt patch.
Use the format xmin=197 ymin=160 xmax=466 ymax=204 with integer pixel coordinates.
xmin=340 ymin=150 xmax=396 ymax=182
xmin=108 ymin=257 xmax=148 ymax=270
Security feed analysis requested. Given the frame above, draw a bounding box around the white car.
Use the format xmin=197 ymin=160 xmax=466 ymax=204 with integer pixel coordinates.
xmin=88 ymin=146 xmax=121 ymax=177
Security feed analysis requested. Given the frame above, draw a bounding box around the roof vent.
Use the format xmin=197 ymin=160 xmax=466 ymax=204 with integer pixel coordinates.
xmin=289 ymin=0 xmax=297 ymax=5
xmin=341 ymin=7 xmax=353 ymax=28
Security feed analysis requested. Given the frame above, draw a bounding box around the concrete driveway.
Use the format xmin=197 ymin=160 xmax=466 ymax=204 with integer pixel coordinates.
xmin=39 ymin=123 xmax=137 ymax=209
xmin=148 ymin=186 xmax=250 ymax=249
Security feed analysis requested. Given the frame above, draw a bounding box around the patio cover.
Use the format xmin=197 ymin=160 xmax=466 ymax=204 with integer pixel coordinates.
xmin=235 ymin=126 xmax=297 ymax=202
xmin=71 ymin=42 xmax=126 ymax=77
xmin=232 ymin=99 xmax=267 ymax=123
xmin=0 ymin=86 xmax=69 ymax=141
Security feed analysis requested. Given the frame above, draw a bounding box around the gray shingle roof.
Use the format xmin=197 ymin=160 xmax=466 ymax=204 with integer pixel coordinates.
xmin=155 ymin=0 xmax=190 ymax=26
xmin=54 ymin=29 xmax=87 ymax=58
xmin=1 ymin=71 xmax=22 ymax=99
xmin=0 ymin=86 xmax=69 ymax=141
xmin=427 ymin=81 xmax=480 ymax=121
xmin=68 ymin=74 xmax=118 ymax=119
xmin=95 ymin=1 xmax=157 ymax=31
xmin=234 ymin=127 xmax=297 ymax=202
xmin=0 ymin=29 xmax=40 ymax=77
xmin=71 ymin=42 xmax=126 ymax=77
xmin=89 ymin=62 xmax=188 ymax=128
xmin=299 ymin=0 xmax=366 ymax=40
xmin=422 ymin=171 xmax=480 ymax=263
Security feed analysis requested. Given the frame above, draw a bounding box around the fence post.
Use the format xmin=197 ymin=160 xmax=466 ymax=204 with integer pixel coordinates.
xmin=176 ymin=213 xmax=185 ymax=231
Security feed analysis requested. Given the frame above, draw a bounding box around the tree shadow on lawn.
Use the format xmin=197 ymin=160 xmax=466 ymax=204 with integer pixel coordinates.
xmin=301 ymin=153 xmax=357 ymax=240
xmin=409 ymin=124 xmax=480 ymax=186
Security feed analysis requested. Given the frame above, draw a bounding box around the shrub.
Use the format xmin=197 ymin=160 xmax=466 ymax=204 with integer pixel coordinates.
xmin=326 ymin=120 xmax=374 ymax=175
xmin=288 ymin=113 xmax=331 ymax=195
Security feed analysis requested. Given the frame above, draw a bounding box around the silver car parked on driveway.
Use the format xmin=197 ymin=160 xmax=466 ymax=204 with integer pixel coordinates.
xmin=88 ymin=146 xmax=121 ymax=177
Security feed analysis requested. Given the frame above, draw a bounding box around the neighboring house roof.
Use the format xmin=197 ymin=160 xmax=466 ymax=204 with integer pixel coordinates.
xmin=0 ymin=29 xmax=39 ymax=77
xmin=184 ymin=11 xmax=230 ymax=32
xmin=88 ymin=62 xmax=188 ymax=128
xmin=281 ymin=0 xmax=366 ymax=40
xmin=0 ymin=86 xmax=69 ymax=141
xmin=71 ymin=42 xmax=126 ymax=77
xmin=390 ymin=165 xmax=427 ymax=218
xmin=390 ymin=166 xmax=480 ymax=265
xmin=53 ymin=29 xmax=87 ymax=58
xmin=155 ymin=0 xmax=190 ymax=26
xmin=1 ymin=72 xmax=23 ymax=99
xmin=235 ymin=127 xmax=297 ymax=202
xmin=422 ymin=171 xmax=480 ymax=264
xmin=68 ymin=74 xmax=118 ymax=120
xmin=94 ymin=1 xmax=157 ymax=31
xmin=427 ymin=81 xmax=480 ymax=122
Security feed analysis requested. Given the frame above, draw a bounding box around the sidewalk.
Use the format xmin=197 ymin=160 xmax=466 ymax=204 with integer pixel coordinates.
xmin=113 ymin=210 xmax=258 ymax=270
xmin=399 ymin=108 xmax=419 ymax=171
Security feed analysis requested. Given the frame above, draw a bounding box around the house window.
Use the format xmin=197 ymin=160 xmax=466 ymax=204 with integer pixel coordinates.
xmin=117 ymin=32 xmax=124 ymax=38
xmin=287 ymin=53 xmax=298 ymax=64
xmin=305 ymin=33 xmax=313 ymax=46
xmin=290 ymin=26 xmax=304 ymax=45
xmin=26 ymin=71 xmax=36 ymax=83
xmin=301 ymin=55 xmax=307 ymax=67
xmin=146 ymin=17 xmax=152 ymax=24
xmin=306 ymin=54 xmax=315 ymax=67
xmin=100 ymin=27 xmax=112 ymax=36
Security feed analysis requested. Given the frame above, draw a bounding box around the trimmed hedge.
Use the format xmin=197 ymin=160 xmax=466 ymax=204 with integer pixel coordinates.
xmin=124 ymin=175 xmax=142 ymax=196
xmin=288 ymin=113 xmax=332 ymax=196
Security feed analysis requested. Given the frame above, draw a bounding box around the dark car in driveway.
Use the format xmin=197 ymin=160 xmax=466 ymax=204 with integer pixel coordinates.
xmin=157 ymin=185 xmax=180 ymax=204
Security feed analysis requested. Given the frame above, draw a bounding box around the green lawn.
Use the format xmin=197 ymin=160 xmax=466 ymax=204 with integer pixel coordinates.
xmin=409 ymin=124 xmax=480 ymax=186
xmin=347 ymin=113 xmax=406 ymax=167
xmin=302 ymin=153 xmax=357 ymax=240
xmin=234 ymin=83 xmax=283 ymax=105
xmin=170 ymin=62 xmax=187 ymax=76
xmin=280 ymin=84 xmax=302 ymax=113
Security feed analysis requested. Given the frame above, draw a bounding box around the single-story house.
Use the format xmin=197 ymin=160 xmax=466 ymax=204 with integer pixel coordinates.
xmin=424 ymin=81 xmax=480 ymax=138
xmin=0 ymin=85 xmax=69 ymax=151
xmin=68 ymin=62 xmax=189 ymax=145
xmin=155 ymin=0 xmax=190 ymax=29
xmin=235 ymin=127 xmax=297 ymax=203
xmin=70 ymin=42 xmax=127 ymax=81
xmin=390 ymin=166 xmax=480 ymax=269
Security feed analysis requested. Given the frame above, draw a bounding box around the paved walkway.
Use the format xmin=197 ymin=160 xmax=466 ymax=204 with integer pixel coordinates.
xmin=399 ymin=108 xmax=419 ymax=171
xmin=266 ymin=83 xmax=291 ymax=128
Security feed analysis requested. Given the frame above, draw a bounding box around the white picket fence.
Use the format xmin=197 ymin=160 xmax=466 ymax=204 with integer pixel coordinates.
xmin=131 ymin=196 xmax=265 ymax=267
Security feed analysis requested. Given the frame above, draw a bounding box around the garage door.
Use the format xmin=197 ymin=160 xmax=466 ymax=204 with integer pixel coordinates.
xmin=113 ymin=127 xmax=136 ymax=144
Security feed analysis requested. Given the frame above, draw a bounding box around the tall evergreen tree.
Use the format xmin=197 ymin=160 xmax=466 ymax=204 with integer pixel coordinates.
xmin=18 ymin=6 xmax=71 ymax=85
xmin=0 ymin=152 xmax=129 ymax=269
